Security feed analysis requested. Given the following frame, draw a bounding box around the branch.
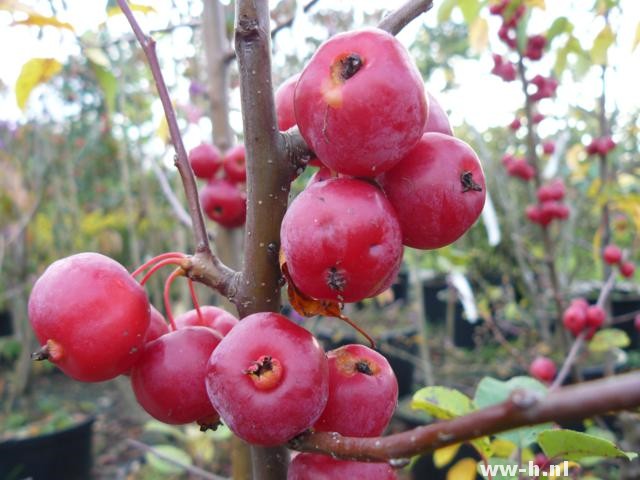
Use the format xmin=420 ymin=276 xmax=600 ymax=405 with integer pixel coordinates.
xmin=116 ymin=0 xmax=211 ymax=255
xmin=290 ymin=371 xmax=640 ymax=461
xmin=117 ymin=0 xmax=238 ymax=299
xmin=378 ymin=0 xmax=434 ymax=35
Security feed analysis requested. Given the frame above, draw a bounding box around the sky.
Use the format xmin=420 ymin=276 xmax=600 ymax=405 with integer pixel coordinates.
xmin=1 ymin=0 xmax=639 ymax=137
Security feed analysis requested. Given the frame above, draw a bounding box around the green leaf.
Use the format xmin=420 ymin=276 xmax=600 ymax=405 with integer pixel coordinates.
xmin=412 ymin=386 xmax=475 ymax=419
xmin=437 ymin=0 xmax=456 ymax=23
xmin=91 ymin=63 xmax=117 ymax=112
xmin=475 ymin=377 xmax=551 ymax=447
xmin=588 ymin=328 xmax=630 ymax=353
xmin=15 ymin=58 xmax=62 ymax=110
xmin=590 ymin=24 xmax=615 ymax=65
xmin=458 ymin=0 xmax=481 ymax=25
xmin=145 ymin=444 xmax=193 ymax=475
xmin=143 ymin=420 xmax=187 ymax=441
xmin=546 ymin=17 xmax=571 ymax=44
xmin=538 ymin=430 xmax=637 ymax=461
xmin=515 ymin=9 xmax=531 ymax=53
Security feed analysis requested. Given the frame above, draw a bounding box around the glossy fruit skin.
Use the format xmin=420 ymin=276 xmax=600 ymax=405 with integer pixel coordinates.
xmin=223 ymin=144 xmax=247 ymax=183
xmin=295 ymin=28 xmax=427 ymax=177
xmin=145 ymin=306 xmax=169 ymax=343
xmin=288 ymin=453 xmax=397 ymax=480
xmin=563 ymin=303 xmax=587 ymax=337
xmin=379 ymin=132 xmax=486 ymax=250
xmin=175 ymin=306 xmax=238 ymax=337
xmin=424 ymin=92 xmax=453 ymax=136
xmin=529 ymin=356 xmax=556 ymax=383
xmin=281 ymin=178 xmax=403 ymax=302
xmin=603 ymin=245 xmax=622 ymax=265
xmin=205 ymin=312 xmax=329 ymax=446
xmin=131 ymin=326 xmax=221 ymax=425
xmin=28 ymin=252 xmax=150 ymax=382
xmin=314 ymin=344 xmax=398 ymax=437
xmin=189 ymin=143 xmax=222 ymax=179
xmin=620 ymin=261 xmax=635 ymax=278
xmin=586 ymin=305 xmax=605 ymax=330
xmin=200 ymin=179 xmax=246 ymax=228
xmin=275 ymin=73 xmax=300 ymax=131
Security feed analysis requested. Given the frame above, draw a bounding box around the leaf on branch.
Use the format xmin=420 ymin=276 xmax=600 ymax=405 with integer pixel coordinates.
xmin=412 ymin=386 xmax=476 ymax=419
xmin=15 ymin=58 xmax=63 ymax=111
xmin=588 ymin=328 xmax=630 ymax=353
xmin=458 ymin=0 xmax=481 ymax=25
xmin=474 ymin=376 xmax=551 ymax=448
xmin=106 ymin=2 xmax=155 ymax=17
xmin=12 ymin=13 xmax=75 ymax=31
xmin=538 ymin=429 xmax=637 ymax=461
xmin=446 ymin=458 xmax=477 ymax=480
xmin=546 ymin=17 xmax=571 ymax=44
xmin=145 ymin=444 xmax=193 ymax=475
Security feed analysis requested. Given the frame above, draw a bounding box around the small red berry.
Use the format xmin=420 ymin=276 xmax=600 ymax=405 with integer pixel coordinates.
xmin=563 ymin=304 xmax=587 ymax=337
xmin=314 ymin=345 xmax=398 ymax=437
xmin=223 ymin=144 xmax=247 ymax=183
xmin=200 ymin=179 xmax=246 ymax=228
xmin=175 ymin=306 xmax=239 ymax=337
xmin=603 ymin=245 xmax=622 ymax=265
xmin=585 ymin=305 xmax=606 ymax=330
xmin=542 ymin=141 xmax=555 ymax=155
xmin=509 ymin=118 xmax=522 ymax=131
xmin=620 ymin=261 xmax=635 ymax=278
xmin=529 ymin=356 xmax=556 ymax=383
xmin=189 ymin=143 xmax=222 ymax=179
xmin=288 ymin=453 xmax=397 ymax=480
xmin=206 ymin=312 xmax=329 ymax=446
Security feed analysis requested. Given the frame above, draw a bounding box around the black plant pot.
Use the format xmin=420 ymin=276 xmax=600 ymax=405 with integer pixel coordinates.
xmin=0 ymin=310 xmax=13 ymax=337
xmin=391 ymin=270 xmax=410 ymax=305
xmin=421 ymin=276 xmax=452 ymax=325
xmin=611 ymin=296 xmax=640 ymax=349
xmin=0 ymin=417 xmax=94 ymax=480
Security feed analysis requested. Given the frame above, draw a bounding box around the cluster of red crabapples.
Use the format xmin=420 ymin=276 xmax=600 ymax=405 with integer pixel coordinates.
xmin=275 ymin=27 xmax=486 ymax=304
xmin=27 ymin=251 xmax=399 ymax=476
xmin=24 ymin=26 xmax=490 ymax=477
xmin=189 ymin=142 xmax=247 ymax=228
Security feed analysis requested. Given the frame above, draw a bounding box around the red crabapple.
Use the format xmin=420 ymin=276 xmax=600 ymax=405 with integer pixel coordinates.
xmin=295 ymin=28 xmax=427 ymax=177
xmin=189 ymin=143 xmax=222 ymax=179
xmin=281 ymin=178 xmax=403 ymax=302
xmin=288 ymin=453 xmax=397 ymax=480
xmin=131 ymin=326 xmax=221 ymax=427
xmin=222 ymin=144 xmax=247 ymax=183
xmin=424 ymin=91 xmax=453 ymax=136
xmin=378 ymin=132 xmax=486 ymax=250
xmin=603 ymin=245 xmax=622 ymax=265
xmin=529 ymin=356 xmax=556 ymax=383
xmin=275 ymin=73 xmax=300 ymax=131
xmin=563 ymin=303 xmax=587 ymax=337
xmin=586 ymin=305 xmax=605 ymax=331
xmin=28 ymin=252 xmax=150 ymax=382
xmin=145 ymin=305 xmax=169 ymax=343
xmin=206 ymin=312 xmax=329 ymax=446
xmin=175 ymin=306 xmax=238 ymax=337
xmin=200 ymin=179 xmax=246 ymax=228
xmin=620 ymin=261 xmax=635 ymax=278
xmin=314 ymin=344 xmax=398 ymax=437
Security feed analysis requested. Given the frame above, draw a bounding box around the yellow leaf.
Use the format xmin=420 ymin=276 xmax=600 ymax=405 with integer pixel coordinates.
xmin=591 ymin=24 xmax=615 ymax=65
xmin=15 ymin=58 xmax=62 ymax=110
xmin=525 ymin=0 xmax=545 ymax=9
xmin=12 ymin=13 xmax=74 ymax=31
xmin=434 ymin=444 xmax=461 ymax=468
xmin=446 ymin=458 xmax=477 ymax=480
xmin=468 ymin=18 xmax=489 ymax=54
xmin=491 ymin=438 xmax=517 ymax=458
xmin=107 ymin=3 xmax=155 ymax=17
xmin=633 ymin=22 xmax=640 ymax=51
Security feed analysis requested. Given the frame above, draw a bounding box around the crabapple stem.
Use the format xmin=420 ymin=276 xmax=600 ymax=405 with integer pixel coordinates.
xmin=187 ymin=278 xmax=204 ymax=325
xmin=31 ymin=343 xmax=50 ymax=361
xmin=163 ymin=267 xmax=184 ymax=331
xmin=131 ymin=252 xmax=187 ymax=278
xmin=139 ymin=258 xmax=187 ymax=286
xmin=338 ymin=314 xmax=376 ymax=349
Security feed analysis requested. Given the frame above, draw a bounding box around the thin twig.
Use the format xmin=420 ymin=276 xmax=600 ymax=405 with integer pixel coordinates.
xmin=378 ymin=0 xmax=434 ymax=35
xmin=116 ymin=0 xmax=210 ymax=254
xmin=149 ymin=158 xmax=194 ymax=229
xmin=550 ymin=331 xmax=586 ymax=390
xmin=126 ymin=439 xmax=228 ymax=480
xmin=290 ymin=370 xmax=640 ymax=461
